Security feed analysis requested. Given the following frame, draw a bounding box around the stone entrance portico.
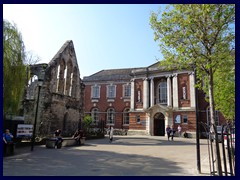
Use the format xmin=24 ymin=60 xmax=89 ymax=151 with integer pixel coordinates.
xmin=146 ymin=104 xmax=173 ymax=136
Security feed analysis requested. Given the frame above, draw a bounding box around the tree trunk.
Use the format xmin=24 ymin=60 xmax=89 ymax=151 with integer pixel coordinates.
xmin=209 ymin=70 xmax=223 ymax=176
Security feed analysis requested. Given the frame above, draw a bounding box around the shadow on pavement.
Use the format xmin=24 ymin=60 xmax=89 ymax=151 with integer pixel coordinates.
xmin=4 ymin=145 xmax=190 ymax=176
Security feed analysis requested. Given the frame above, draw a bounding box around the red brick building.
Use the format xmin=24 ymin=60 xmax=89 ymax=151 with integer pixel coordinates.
xmin=83 ymin=63 xmax=226 ymax=136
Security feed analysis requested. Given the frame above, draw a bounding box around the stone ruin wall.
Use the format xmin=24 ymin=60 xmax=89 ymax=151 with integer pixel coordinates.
xmin=24 ymin=41 xmax=85 ymax=137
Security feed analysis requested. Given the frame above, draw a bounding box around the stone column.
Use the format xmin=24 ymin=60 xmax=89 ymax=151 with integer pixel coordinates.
xmin=189 ymin=72 xmax=196 ymax=108
xmin=172 ymin=73 xmax=179 ymax=108
xmin=130 ymin=79 xmax=135 ymax=110
xmin=143 ymin=78 xmax=149 ymax=109
xmin=146 ymin=112 xmax=150 ymax=135
xmin=167 ymin=76 xmax=172 ymax=107
xmin=150 ymin=78 xmax=154 ymax=107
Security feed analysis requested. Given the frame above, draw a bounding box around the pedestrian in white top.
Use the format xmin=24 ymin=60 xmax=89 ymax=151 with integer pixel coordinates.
xmin=109 ymin=126 xmax=114 ymax=143
xmin=178 ymin=125 xmax=182 ymax=137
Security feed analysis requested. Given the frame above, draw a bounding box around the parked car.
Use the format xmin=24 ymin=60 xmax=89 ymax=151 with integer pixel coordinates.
xmin=216 ymin=126 xmax=224 ymax=143
xmin=208 ymin=126 xmax=224 ymax=143
xmin=224 ymin=127 xmax=235 ymax=154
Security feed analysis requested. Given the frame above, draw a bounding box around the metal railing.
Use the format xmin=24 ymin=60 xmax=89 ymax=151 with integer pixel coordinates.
xmin=200 ymin=122 xmax=235 ymax=176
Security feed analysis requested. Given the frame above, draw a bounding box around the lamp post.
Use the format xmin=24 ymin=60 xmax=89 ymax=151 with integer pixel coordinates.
xmin=31 ymin=69 xmax=45 ymax=151
xmin=194 ymin=65 xmax=201 ymax=174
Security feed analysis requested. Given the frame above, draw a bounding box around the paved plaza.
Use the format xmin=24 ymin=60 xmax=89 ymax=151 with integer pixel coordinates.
xmin=3 ymin=135 xmax=213 ymax=176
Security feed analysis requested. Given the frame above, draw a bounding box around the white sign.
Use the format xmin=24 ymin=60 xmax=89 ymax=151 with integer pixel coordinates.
xmin=175 ymin=115 xmax=181 ymax=123
xmin=16 ymin=124 xmax=33 ymax=137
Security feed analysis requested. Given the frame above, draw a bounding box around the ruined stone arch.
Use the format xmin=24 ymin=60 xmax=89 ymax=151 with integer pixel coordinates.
xmin=64 ymin=59 xmax=73 ymax=96
xmin=71 ymin=66 xmax=78 ymax=97
xmin=56 ymin=58 xmax=66 ymax=94
xmin=24 ymin=41 xmax=84 ymax=137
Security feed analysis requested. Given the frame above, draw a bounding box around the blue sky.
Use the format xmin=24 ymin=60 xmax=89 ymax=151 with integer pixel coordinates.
xmin=3 ymin=4 xmax=166 ymax=78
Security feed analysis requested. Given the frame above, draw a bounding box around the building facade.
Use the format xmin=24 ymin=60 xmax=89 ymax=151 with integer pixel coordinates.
xmin=83 ymin=63 xmax=226 ymax=136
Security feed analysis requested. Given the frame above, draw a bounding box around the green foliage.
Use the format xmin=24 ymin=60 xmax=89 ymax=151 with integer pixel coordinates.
xmin=83 ymin=115 xmax=93 ymax=132
xmin=3 ymin=19 xmax=27 ymax=116
xmin=150 ymin=4 xmax=235 ymax=121
xmin=214 ymin=60 xmax=235 ymax=121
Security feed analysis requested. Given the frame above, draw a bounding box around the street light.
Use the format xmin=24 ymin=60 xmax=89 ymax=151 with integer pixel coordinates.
xmin=194 ymin=64 xmax=201 ymax=174
xmin=31 ymin=69 xmax=45 ymax=151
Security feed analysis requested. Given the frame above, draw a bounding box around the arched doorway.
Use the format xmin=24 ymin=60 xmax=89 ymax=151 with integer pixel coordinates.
xmin=154 ymin=112 xmax=165 ymax=136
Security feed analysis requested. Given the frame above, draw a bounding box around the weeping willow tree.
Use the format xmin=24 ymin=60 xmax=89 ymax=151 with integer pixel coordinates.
xmin=150 ymin=4 xmax=235 ymax=175
xmin=3 ymin=19 xmax=27 ymax=117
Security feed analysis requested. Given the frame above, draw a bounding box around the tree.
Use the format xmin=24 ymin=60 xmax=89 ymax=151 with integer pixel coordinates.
xmin=3 ymin=19 xmax=26 ymax=117
xmin=150 ymin=4 xmax=235 ymax=175
xmin=214 ymin=56 xmax=235 ymax=121
xmin=25 ymin=50 xmax=41 ymax=65
xmin=83 ymin=115 xmax=93 ymax=136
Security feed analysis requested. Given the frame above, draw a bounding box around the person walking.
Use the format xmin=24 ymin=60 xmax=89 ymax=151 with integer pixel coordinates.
xmin=177 ymin=125 xmax=182 ymax=137
xmin=109 ymin=126 xmax=114 ymax=143
xmin=170 ymin=125 xmax=176 ymax=141
xmin=72 ymin=129 xmax=81 ymax=145
xmin=166 ymin=125 xmax=171 ymax=141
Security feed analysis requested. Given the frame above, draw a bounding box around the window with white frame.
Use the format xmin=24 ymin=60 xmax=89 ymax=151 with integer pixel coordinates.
xmin=206 ymin=107 xmax=219 ymax=126
xmin=107 ymin=108 xmax=115 ymax=124
xmin=91 ymin=85 xmax=100 ymax=98
xmin=183 ymin=115 xmax=188 ymax=124
xmin=158 ymin=81 xmax=167 ymax=104
xmin=107 ymin=85 xmax=116 ymax=98
xmin=123 ymin=84 xmax=131 ymax=98
xmin=123 ymin=108 xmax=130 ymax=125
xmin=91 ymin=108 xmax=99 ymax=124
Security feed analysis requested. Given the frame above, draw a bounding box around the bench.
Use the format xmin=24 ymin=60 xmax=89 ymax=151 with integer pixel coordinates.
xmin=62 ymin=137 xmax=86 ymax=147
xmin=45 ymin=138 xmax=60 ymax=148
xmin=46 ymin=137 xmax=86 ymax=148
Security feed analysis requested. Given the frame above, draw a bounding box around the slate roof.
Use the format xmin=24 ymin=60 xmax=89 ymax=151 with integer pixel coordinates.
xmin=82 ymin=61 xmax=190 ymax=82
xmin=83 ymin=67 xmax=143 ymax=82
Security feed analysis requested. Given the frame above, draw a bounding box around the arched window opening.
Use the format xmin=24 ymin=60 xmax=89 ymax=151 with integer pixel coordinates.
xmin=57 ymin=59 xmax=66 ymax=94
xmin=91 ymin=108 xmax=99 ymax=125
xmin=63 ymin=67 xmax=67 ymax=95
xmin=107 ymin=108 xmax=115 ymax=125
xmin=71 ymin=67 xmax=78 ymax=97
xmin=69 ymin=73 xmax=73 ymax=96
xmin=56 ymin=65 xmax=60 ymax=92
